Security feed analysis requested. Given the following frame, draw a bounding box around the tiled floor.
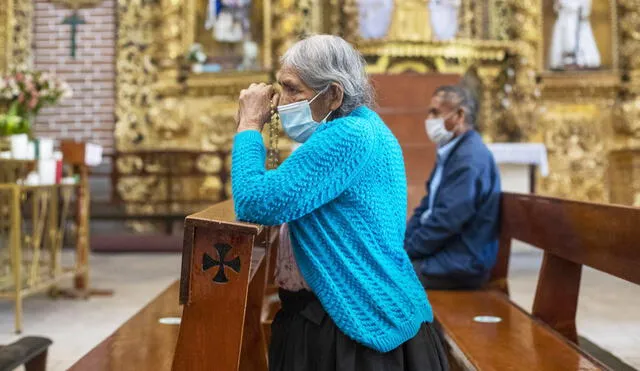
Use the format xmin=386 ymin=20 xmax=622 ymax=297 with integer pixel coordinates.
xmin=0 ymin=252 xmax=182 ymax=371
xmin=0 ymin=247 xmax=637 ymax=371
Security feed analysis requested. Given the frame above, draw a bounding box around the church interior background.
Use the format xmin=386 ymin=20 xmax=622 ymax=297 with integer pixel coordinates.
xmin=0 ymin=0 xmax=639 ymax=370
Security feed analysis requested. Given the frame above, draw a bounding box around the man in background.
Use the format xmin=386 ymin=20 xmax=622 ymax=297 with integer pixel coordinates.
xmin=405 ymin=85 xmax=501 ymax=290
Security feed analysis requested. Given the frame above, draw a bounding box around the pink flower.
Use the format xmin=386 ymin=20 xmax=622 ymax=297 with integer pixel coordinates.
xmin=28 ymin=96 xmax=39 ymax=110
xmin=15 ymin=73 xmax=24 ymax=82
xmin=18 ymin=93 xmax=25 ymax=103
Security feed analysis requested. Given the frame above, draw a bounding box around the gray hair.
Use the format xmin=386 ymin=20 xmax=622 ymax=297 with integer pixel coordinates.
xmin=433 ymin=85 xmax=478 ymax=128
xmin=280 ymin=35 xmax=374 ymax=119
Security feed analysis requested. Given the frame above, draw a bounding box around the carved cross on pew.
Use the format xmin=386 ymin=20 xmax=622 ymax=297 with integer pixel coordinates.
xmin=202 ymin=243 xmax=241 ymax=283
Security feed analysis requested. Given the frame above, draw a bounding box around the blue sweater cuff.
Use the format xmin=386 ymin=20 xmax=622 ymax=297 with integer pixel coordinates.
xmin=234 ymin=129 xmax=263 ymax=144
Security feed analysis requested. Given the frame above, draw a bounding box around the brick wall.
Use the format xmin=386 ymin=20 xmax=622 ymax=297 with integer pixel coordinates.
xmin=33 ymin=0 xmax=116 ymax=155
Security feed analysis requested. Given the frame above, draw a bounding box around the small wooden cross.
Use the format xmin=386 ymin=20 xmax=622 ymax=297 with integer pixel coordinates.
xmin=62 ymin=10 xmax=86 ymax=59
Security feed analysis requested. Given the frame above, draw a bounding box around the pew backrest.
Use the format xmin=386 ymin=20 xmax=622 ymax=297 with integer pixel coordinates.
xmin=490 ymin=193 xmax=640 ymax=340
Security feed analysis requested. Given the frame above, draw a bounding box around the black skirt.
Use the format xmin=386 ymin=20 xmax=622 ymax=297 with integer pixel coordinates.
xmin=269 ymin=289 xmax=449 ymax=371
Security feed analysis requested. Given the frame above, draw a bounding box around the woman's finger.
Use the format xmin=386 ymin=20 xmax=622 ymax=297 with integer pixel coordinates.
xmin=271 ymin=93 xmax=280 ymax=108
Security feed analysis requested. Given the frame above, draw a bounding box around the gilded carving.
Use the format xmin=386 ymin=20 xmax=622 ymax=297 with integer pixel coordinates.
xmin=199 ymin=112 xmax=237 ymax=151
xmin=158 ymin=0 xmax=185 ymax=69
xmin=618 ymin=0 xmax=640 ymax=72
xmin=538 ymin=108 xmax=608 ymax=203
xmin=109 ymin=0 xmax=638 ymax=210
xmin=12 ymin=0 xmax=32 ymax=68
xmin=272 ymin=0 xmax=307 ymax=63
xmin=489 ymin=0 xmax=511 ymax=41
xmin=115 ymin=0 xmax=159 ymax=152
xmin=386 ymin=0 xmax=432 ymax=42
xmin=0 ymin=0 xmax=14 ymax=73
xmin=116 ymin=155 xmax=144 ymax=175
xmin=147 ymin=98 xmax=190 ymax=142
xmin=0 ymin=0 xmax=33 ymax=73
xmin=612 ymin=98 xmax=640 ymax=139
xmin=457 ymin=0 xmax=474 ymax=39
xmin=196 ymin=155 xmax=223 ymax=174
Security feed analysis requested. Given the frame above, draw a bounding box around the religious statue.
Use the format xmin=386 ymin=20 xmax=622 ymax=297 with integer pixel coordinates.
xmin=386 ymin=0 xmax=432 ymax=41
xmin=357 ymin=0 xmax=394 ymax=40
xmin=240 ymin=40 xmax=259 ymax=70
xmin=548 ymin=0 xmax=601 ymax=70
xmin=429 ymin=0 xmax=460 ymax=41
xmin=205 ymin=0 xmax=251 ymax=43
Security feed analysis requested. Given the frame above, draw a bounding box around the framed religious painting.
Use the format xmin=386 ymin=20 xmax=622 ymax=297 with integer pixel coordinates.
xmin=541 ymin=0 xmax=619 ymax=72
xmin=184 ymin=0 xmax=272 ymax=74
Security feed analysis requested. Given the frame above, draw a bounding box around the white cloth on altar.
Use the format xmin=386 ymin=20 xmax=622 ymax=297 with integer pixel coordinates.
xmin=548 ymin=0 xmax=601 ymax=69
xmin=357 ymin=0 xmax=394 ymax=39
xmin=487 ymin=143 xmax=549 ymax=177
xmin=429 ymin=0 xmax=460 ymax=41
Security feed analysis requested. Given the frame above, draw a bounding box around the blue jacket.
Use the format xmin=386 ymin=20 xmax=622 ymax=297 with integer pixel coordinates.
xmin=405 ymin=130 xmax=501 ymax=279
xmin=232 ymin=107 xmax=432 ymax=352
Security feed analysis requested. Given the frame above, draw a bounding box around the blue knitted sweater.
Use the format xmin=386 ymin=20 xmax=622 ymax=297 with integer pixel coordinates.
xmin=231 ymin=106 xmax=433 ymax=352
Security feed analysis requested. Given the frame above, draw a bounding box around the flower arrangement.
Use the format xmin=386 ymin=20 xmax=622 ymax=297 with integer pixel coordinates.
xmin=0 ymin=67 xmax=73 ymax=135
xmin=186 ymin=43 xmax=207 ymax=64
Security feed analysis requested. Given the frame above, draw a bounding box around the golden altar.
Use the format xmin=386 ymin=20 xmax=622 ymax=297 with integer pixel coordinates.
xmin=2 ymin=0 xmax=639 ymax=211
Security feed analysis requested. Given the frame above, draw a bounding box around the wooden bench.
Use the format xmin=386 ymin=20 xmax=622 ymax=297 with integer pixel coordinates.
xmin=70 ymin=193 xmax=639 ymax=370
xmin=427 ymin=192 xmax=640 ymax=370
xmin=68 ymin=200 xmax=279 ymax=371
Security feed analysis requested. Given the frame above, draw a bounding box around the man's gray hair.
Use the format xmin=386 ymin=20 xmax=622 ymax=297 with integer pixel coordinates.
xmin=433 ymin=85 xmax=478 ymax=128
xmin=281 ymin=35 xmax=374 ymax=118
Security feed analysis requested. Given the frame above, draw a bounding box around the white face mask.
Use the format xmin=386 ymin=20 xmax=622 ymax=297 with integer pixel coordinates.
xmin=425 ymin=112 xmax=455 ymax=146
xmin=278 ymin=86 xmax=332 ymax=143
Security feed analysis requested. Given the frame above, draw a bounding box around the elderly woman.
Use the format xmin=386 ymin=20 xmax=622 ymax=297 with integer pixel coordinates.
xmin=232 ymin=35 xmax=447 ymax=371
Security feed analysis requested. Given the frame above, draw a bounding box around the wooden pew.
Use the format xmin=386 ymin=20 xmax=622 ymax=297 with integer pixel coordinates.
xmin=428 ymin=192 xmax=640 ymax=370
xmin=69 ymin=200 xmax=277 ymax=371
xmin=172 ymin=200 xmax=277 ymax=371
xmin=72 ymin=192 xmax=638 ymax=370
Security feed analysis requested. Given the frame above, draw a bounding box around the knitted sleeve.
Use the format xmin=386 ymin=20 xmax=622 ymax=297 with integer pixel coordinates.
xmin=231 ymin=118 xmax=375 ymax=225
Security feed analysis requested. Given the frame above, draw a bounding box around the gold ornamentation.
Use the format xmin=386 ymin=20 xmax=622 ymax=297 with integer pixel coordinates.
xmin=458 ymin=0 xmax=474 ymax=39
xmin=12 ymin=0 xmax=32 ymax=68
xmin=198 ymin=113 xmax=237 ymax=151
xmin=115 ymin=0 xmax=159 ymax=152
xmin=0 ymin=0 xmax=14 ymax=73
xmin=357 ymin=39 xmax=517 ymax=61
xmin=1 ymin=0 xmax=33 ymax=72
xmin=538 ymin=108 xmax=608 ymax=203
xmin=147 ymin=98 xmax=190 ymax=142
xmin=386 ymin=0 xmax=432 ymax=42
xmin=341 ymin=0 xmax=360 ymax=42
xmin=617 ymin=0 xmax=639 ymax=71
xmin=272 ymin=0 xmax=306 ymax=63
xmin=50 ymin=0 xmax=104 ymax=9
xmin=613 ymin=99 xmax=640 ymax=137
xmin=196 ymin=155 xmax=223 ymax=174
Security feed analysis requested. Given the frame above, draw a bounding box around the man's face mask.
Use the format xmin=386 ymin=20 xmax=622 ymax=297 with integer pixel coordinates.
xmin=278 ymin=86 xmax=332 ymax=143
xmin=424 ymin=110 xmax=457 ymax=146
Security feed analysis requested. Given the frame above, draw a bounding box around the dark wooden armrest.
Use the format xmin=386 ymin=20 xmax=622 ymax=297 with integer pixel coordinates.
xmin=0 ymin=336 xmax=52 ymax=371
